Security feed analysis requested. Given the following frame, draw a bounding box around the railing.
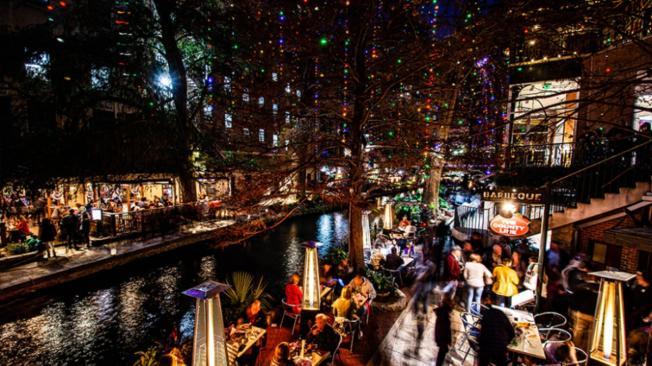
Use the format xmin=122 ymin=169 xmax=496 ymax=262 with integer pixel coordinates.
xmin=455 ymin=202 xmax=566 ymax=233
xmin=507 ymin=143 xmax=575 ymax=168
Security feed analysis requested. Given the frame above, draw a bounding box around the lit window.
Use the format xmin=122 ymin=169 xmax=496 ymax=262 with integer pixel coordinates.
xmin=272 ymin=72 xmax=278 ymax=82
xmin=285 ymin=111 xmax=291 ymax=124
xmin=259 ymin=129 xmax=265 ymax=142
xmin=224 ymin=113 xmax=232 ymax=128
xmin=223 ymin=76 xmax=231 ymax=91
xmin=273 ymin=134 xmax=279 ymax=147
xmin=242 ymin=88 xmax=250 ymax=102
xmin=272 ymin=103 xmax=278 ymax=114
xmin=25 ymin=52 xmax=49 ymax=78
xmin=258 ymin=96 xmax=265 ymax=107
xmin=243 ymin=128 xmax=250 ymax=136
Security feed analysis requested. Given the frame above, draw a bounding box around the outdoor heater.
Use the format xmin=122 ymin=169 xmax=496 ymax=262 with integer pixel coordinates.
xmin=362 ymin=210 xmax=372 ymax=254
xmin=183 ymin=280 xmax=231 ymax=366
xmin=588 ymin=270 xmax=635 ymax=366
xmin=383 ymin=202 xmax=393 ymax=230
xmin=302 ymin=241 xmax=321 ymax=311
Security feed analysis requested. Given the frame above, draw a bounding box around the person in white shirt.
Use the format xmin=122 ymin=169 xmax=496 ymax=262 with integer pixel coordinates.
xmin=463 ymin=254 xmax=492 ymax=313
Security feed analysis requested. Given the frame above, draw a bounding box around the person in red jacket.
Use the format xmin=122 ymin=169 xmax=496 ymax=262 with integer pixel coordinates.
xmin=443 ymin=246 xmax=462 ymax=299
xmin=284 ymin=272 xmax=303 ymax=314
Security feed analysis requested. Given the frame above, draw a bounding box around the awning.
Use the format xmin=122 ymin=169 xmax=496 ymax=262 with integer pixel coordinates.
xmin=603 ymin=226 xmax=652 ymax=253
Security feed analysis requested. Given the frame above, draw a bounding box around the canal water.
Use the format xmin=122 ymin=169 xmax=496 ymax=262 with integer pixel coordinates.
xmin=0 ymin=211 xmax=348 ymax=365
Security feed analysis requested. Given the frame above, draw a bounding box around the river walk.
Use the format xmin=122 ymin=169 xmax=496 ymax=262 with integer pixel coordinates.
xmin=0 ymin=219 xmax=234 ymax=303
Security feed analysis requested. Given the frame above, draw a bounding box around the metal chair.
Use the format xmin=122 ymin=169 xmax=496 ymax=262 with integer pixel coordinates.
xmin=340 ymin=318 xmax=361 ymax=352
xmin=456 ymin=312 xmax=481 ymax=356
xmin=539 ymin=328 xmax=572 ymax=344
xmin=280 ymin=299 xmax=301 ymax=335
xmin=330 ymin=329 xmax=343 ymax=365
xmin=382 ymin=266 xmax=403 ymax=287
xmin=534 ymin=311 xmax=567 ymax=329
xmin=567 ymin=347 xmax=588 ymax=366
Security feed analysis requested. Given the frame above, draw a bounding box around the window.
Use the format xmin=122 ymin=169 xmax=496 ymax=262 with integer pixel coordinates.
xmin=273 ymin=134 xmax=279 ymax=147
xmin=24 ymin=52 xmax=49 ymax=78
xmin=259 ymin=129 xmax=265 ymax=142
xmin=243 ymin=128 xmax=250 ymax=136
xmin=258 ymin=96 xmax=265 ymax=107
xmin=224 ymin=113 xmax=232 ymax=128
xmin=272 ymin=103 xmax=278 ymax=115
xmin=223 ymin=76 xmax=231 ymax=91
xmin=285 ymin=111 xmax=291 ymax=124
xmin=242 ymin=88 xmax=250 ymax=102
xmin=272 ymin=72 xmax=278 ymax=82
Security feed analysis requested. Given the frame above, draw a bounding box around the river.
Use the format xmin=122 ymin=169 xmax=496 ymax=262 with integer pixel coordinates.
xmin=0 ymin=211 xmax=348 ymax=365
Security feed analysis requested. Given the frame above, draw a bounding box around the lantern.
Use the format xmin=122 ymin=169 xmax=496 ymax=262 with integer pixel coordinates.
xmin=183 ymin=280 xmax=231 ymax=366
xmin=383 ymin=203 xmax=394 ymax=230
xmin=588 ymin=270 xmax=635 ymax=366
xmin=302 ymin=241 xmax=321 ymax=311
xmin=362 ymin=210 xmax=372 ymax=252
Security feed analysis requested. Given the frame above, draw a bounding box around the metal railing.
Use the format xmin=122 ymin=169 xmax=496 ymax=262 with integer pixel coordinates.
xmin=507 ymin=142 xmax=575 ymax=168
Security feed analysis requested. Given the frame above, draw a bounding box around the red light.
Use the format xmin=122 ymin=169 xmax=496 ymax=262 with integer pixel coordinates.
xmin=47 ymin=5 xmax=54 ymax=10
xmin=59 ymin=1 xmax=67 ymax=7
xmin=605 ymin=67 xmax=612 ymax=73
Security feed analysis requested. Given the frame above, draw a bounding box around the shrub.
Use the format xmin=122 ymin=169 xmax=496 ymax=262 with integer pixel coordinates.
xmin=366 ymin=269 xmax=397 ymax=294
xmin=7 ymin=243 xmax=29 ymax=255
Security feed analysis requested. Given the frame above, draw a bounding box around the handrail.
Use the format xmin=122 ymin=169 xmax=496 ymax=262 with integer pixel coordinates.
xmin=547 ymin=138 xmax=652 ymax=187
xmin=600 ymin=166 xmax=634 ymax=190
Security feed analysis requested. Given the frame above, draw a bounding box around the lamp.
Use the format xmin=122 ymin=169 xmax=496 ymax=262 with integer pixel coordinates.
xmin=183 ymin=280 xmax=231 ymax=366
xmin=383 ymin=203 xmax=393 ymax=230
xmin=588 ymin=270 xmax=635 ymax=366
xmin=302 ymin=241 xmax=322 ymax=311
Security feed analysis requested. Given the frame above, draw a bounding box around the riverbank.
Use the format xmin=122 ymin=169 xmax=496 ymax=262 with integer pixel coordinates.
xmin=0 ymin=219 xmax=234 ymax=305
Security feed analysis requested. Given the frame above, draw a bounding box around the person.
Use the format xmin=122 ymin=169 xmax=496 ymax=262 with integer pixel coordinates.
xmin=478 ymin=294 xmax=515 ymax=366
xmin=39 ymin=218 xmax=57 ymax=258
xmin=492 ymin=258 xmax=519 ymax=307
xmin=382 ymin=246 xmax=404 ymax=270
xmin=270 ymin=342 xmax=293 ymax=366
xmin=569 ymin=278 xmax=598 ymax=350
xmin=347 ymin=271 xmax=376 ymax=318
xmin=544 ymin=341 xmax=579 ymax=365
xmin=561 ymin=255 xmax=588 ymax=294
xmin=522 ymin=255 xmax=541 ymax=293
xmin=61 ymin=209 xmax=80 ymax=252
xmin=284 ymin=273 xmax=303 ymax=314
xmin=434 ymin=296 xmax=453 ymax=365
xmin=80 ymin=207 xmax=91 ymax=248
xmin=464 ymin=253 xmax=492 ymax=312
xmin=443 ymin=246 xmax=462 ymax=298
xmin=336 ymin=258 xmax=354 ymax=284
xmin=307 ymin=313 xmax=340 ymax=354
xmin=484 ymin=244 xmax=502 ymax=272
xmin=240 ymin=299 xmax=267 ymax=329
xmin=331 ymin=287 xmax=355 ymax=319
xmin=628 ymin=270 xmax=652 ymax=330
xmin=398 ymin=216 xmax=410 ymax=229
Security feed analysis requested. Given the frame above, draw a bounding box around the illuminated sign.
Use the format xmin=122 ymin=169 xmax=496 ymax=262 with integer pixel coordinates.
xmin=489 ymin=213 xmax=531 ymax=237
xmin=482 ymin=189 xmax=544 ymax=204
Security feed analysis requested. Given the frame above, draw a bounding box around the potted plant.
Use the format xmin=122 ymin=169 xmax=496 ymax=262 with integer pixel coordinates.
xmin=366 ymin=269 xmax=396 ymax=298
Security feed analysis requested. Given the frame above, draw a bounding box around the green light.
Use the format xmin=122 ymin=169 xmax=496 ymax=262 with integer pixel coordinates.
xmin=517 ymin=66 xmax=523 ymax=72
xmin=397 ymin=58 xmax=402 ymax=64
xmin=232 ymin=44 xmax=239 ymax=49
xmin=319 ymin=37 xmax=328 ymax=46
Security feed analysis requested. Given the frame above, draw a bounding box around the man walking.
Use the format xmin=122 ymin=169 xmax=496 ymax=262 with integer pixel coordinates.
xmin=61 ymin=209 xmax=79 ymax=252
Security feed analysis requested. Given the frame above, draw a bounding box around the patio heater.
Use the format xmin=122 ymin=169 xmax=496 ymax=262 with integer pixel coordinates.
xmin=183 ymin=280 xmax=231 ymax=366
xmin=382 ymin=202 xmax=394 ymax=230
xmin=362 ymin=210 xmax=372 ymax=254
xmin=302 ymin=241 xmax=322 ymax=311
xmin=588 ymin=270 xmax=635 ymax=366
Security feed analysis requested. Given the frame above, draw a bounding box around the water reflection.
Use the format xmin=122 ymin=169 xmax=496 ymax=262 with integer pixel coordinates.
xmin=0 ymin=212 xmax=348 ymax=365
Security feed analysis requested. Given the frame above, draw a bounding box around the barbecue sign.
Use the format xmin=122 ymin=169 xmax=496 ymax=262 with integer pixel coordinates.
xmin=489 ymin=213 xmax=531 ymax=237
xmin=481 ymin=188 xmax=545 ymax=204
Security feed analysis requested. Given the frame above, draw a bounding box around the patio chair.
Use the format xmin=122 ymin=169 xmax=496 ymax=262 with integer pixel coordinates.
xmin=340 ymin=318 xmax=361 ymax=352
xmin=460 ymin=322 xmax=480 ymax=364
xmin=534 ymin=311 xmax=567 ymax=329
xmin=456 ymin=312 xmax=481 ymax=353
xmin=539 ymin=328 xmax=572 ymax=344
xmin=382 ymin=266 xmax=403 ymax=287
xmin=329 ymin=330 xmax=343 ymax=365
xmin=280 ymin=299 xmax=301 ymax=335
xmin=566 ymin=347 xmax=588 ymax=366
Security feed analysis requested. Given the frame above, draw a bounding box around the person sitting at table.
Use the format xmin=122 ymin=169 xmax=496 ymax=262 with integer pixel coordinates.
xmin=239 ymin=299 xmax=267 ymax=329
xmin=492 ymin=257 xmax=520 ymax=308
xmin=398 ymin=216 xmax=410 ymax=229
xmin=271 ymin=342 xmax=293 ymax=366
xmin=307 ymin=313 xmax=340 ymax=355
xmin=336 ymin=258 xmax=354 ymax=284
xmin=331 ymin=287 xmax=356 ymax=319
xmin=382 ymin=246 xmax=404 ymax=270
xmin=478 ymin=294 xmax=515 ymax=366
xmin=347 ymin=271 xmax=377 ymax=318
xmin=319 ymin=263 xmax=337 ymax=287
xmin=284 ymin=273 xmax=303 ymax=314
xmin=544 ymin=340 xmax=579 ymax=365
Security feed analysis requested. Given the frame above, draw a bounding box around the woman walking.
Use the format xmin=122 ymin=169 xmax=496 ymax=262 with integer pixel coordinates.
xmin=463 ymin=254 xmax=492 ymax=312
xmin=492 ymin=258 xmax=520 ymax=307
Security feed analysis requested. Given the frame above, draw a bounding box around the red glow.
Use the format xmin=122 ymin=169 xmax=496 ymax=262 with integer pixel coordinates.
xmin=59 ymin=1 xmax=67 ymax=7
xmin=47 ymin=5 xmax=54 ymax=10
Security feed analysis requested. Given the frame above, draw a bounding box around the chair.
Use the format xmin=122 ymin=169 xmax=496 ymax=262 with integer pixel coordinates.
xmin=460 ymin=324 xmax=480 ymax=364
xmin=329 ymin=330 xmax=343 ymax=365
xmin=280 ymin=299 xmax=301 ymax=335
xmin=539 ymin=328 xmax=572 ymax=344
xmin=567 ymin=347 xmax=588 ymax=366
xmin=456 ymin=312 xmax=481 ymax=356
xmin=382 ymin=266 xmax=403 ymax=287
xmin=340 ymin=318 xmax=361 ymax=352
xmin=534 ymin=312 xmax=567 ymax=329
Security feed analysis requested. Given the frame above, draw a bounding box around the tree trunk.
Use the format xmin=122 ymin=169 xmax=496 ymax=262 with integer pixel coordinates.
xmin=177 ymin=164 xmax=197 ymax=203
xmin=422 ymin=155 xmax=443 ymax=211
xmin=348 ymin=201 xmax=365 ymax=272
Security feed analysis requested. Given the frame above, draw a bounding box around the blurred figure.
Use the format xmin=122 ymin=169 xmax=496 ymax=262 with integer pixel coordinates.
xmin=382 ymin=246 xmax=404 ymax=270
xmin=271 ymin=342 xmax=293 ymax=366
xmin=434 ymin=296 xmax=453 ymax=365
xmin=284 ymin=273 xmax=303 ymax=314
xmin=38 ymin=218 xmax=57 ymax=258
xmin=478 ymin=294 xmax=514 ymax=366
xmin=484 ymin=244 xmax=502 ymax=271
xmin=443 ymin=246 xmax=462 ymax=298
xmin=492 ymin=258 xmax=519 ymax=307
xmin=464 ymin=254 xmax=492 ymax=312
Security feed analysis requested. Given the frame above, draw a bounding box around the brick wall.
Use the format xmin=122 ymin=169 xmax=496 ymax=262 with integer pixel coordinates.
xmin=620 ymin=246 xmax=639 ymax=272
xmin=577 ymin=215 xmax=636 ymax=253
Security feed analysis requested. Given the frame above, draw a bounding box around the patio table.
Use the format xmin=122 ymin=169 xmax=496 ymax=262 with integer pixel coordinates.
xmin=289 ymin=341 xmax=331 ymax=366
xmin=226 ymin=325 xmax=266 ymax=365
xmin=492 ymin=305 xmax=546 ymax=360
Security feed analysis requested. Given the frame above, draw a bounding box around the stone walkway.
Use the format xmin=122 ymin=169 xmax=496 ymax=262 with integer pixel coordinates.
xmin=368 ymin=289 xmax=475 ymax=366
xmin=0 ymin=220 xmax=234 ymax=301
